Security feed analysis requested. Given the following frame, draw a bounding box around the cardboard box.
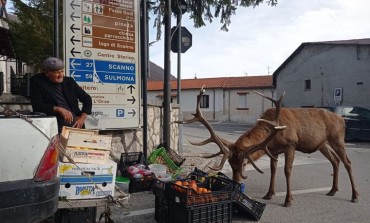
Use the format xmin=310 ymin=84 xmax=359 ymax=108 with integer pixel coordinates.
xmin=57 ymin=160 xmax=117 ymax=200
xmin=62 ymin=147 xmax=111 ymax=164
xmin=61 ymin=129 xmax=112 ymax=164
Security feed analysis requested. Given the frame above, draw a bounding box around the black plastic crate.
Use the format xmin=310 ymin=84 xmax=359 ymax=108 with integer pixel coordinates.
xmin=129 ymin=173 xmax=154 ymax=193
xmin=155 ymin=195 xmax=170 ymax=223
xmin=232 ymin=190 xmax=266 ymax=221
xmin=119 ymin=152 xmax=143 ymax=177
xmin=55 ymin=207 xmax=97 ymax=223
xmin=190 ymin=168 xmax=242 ymax=191
xmin=153 ymin=178 xmax=171 ymax=199
xmin=215 ymin=172 xmax=242 ymax=191
xmin=166 ymin=147 xmax=186 ymax=167
xmin=168 ymin=176 xmax=233 ymax=208
xmin=169 ymin=200 xmax=232 ymax=223
xmin=119 ymin=152 xmax=154 ymax=193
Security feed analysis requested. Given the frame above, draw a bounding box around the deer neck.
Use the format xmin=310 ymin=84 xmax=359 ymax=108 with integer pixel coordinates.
xmin=239 ymin=122 xmax=274 ymax=161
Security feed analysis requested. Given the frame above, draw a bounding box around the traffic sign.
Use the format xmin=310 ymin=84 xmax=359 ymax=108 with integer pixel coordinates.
xmin=171 ymin=26 xmax=192 ymax=53
xmin=64 ymin=0 xmax=141 ymax=129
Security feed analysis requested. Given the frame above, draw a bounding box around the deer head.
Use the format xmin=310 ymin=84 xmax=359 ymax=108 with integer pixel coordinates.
xmin=177 ymin=86 xmax=286 ymax=182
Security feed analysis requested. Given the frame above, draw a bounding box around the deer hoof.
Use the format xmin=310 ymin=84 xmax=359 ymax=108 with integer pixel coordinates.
xmin=263 ymin=193 xmax=274 ymax=200
xmin=326 ymin=189 xmax=337 ymax=196
xmin=283 ymin=202 xmax=292 ymax=207
xmin=351 ymin=197 xmax=359 ymax=203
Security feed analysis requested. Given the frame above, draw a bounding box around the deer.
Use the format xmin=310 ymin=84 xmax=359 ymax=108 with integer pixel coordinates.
xmin=177 ymin=86 xmax=359 ymax=207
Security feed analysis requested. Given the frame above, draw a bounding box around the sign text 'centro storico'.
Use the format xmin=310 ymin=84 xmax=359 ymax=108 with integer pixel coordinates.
xmin=64 ymin=0 xmax=141 ymax=129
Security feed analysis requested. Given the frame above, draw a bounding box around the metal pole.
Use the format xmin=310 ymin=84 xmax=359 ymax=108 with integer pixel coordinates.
xmin=53 ymin=0 xmax=59 ymax=58
xmin=141 ymin=0 xmax=149 ymax=162
xmin=176 ymin=15 xmax=183 ymax=153
xmin=163 ymin=0 xmax=171 ymax=150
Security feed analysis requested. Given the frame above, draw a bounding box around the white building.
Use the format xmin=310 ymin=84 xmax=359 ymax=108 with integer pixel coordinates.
xmin=147 ymin=76 xmax=274 ymax=123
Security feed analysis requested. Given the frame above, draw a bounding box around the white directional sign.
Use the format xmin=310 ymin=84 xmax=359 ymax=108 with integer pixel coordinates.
xmin=64 ymin=0 xmax=140 ymax=129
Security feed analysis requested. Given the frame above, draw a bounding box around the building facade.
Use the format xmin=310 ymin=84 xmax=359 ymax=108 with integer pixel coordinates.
xmin=273 ymin=38 xmax=370 ymax=109
xmin=147 ymin=76 xmax=274 ymax=124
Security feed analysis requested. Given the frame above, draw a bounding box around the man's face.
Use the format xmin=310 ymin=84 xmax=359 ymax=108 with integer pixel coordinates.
xmin=46 ymin=69 xmax=64 ymax=83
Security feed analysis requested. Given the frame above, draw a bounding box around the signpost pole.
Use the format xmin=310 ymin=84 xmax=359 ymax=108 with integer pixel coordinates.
xmin=163 ymin=0 xmax=171 ymax=150
xmin=176 ymin=15 xmax=183 ymax=153
xmin=141 ymin=0 xmax=149 ymax=162
xmin=53 ymin=0 xmax=59 ymax=57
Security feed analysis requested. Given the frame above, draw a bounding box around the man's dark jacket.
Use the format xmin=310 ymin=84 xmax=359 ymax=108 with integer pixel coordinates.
xmin=30 ymin=74 xmax=92 ymax=124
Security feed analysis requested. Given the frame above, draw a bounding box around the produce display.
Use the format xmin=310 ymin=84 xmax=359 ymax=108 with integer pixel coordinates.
xmin=169 ymin=176 xmax=232 ymax=207
xmin=127 ymin=164 xmax=153 ymax=180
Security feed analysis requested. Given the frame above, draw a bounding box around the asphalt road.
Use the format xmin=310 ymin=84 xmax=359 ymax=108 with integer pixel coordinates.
xmin=107 ymin=122 xmax=370 ymax=223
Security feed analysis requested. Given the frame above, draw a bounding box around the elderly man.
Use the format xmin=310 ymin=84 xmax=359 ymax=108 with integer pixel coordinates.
xmin=30 ymin=57 xmax=92 ymax=133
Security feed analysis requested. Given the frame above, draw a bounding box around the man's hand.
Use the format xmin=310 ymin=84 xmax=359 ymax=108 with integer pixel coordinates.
xmin=73 ymin=113 xmax=88 ymax=128
xmin=54 ymin=106 xmax=73 ymax=124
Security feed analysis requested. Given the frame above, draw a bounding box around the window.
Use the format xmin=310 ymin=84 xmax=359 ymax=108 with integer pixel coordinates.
xmin=200 ymin=95 xmax=209 ymax=108
xmin=304 ymin=79 xmax=311 ymax=90
xmin=237 ymin=92 xmax=249 ymax=110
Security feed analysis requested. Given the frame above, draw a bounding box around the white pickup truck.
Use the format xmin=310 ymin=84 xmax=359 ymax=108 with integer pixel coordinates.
xmin=0 ymin=112 xmax=60 ymax=223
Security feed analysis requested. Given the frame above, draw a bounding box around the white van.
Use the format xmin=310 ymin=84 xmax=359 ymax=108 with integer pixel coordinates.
xmin=0 ymin=112 xmax=60 ymax=223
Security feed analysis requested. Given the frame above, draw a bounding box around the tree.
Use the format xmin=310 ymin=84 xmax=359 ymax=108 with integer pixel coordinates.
xmin=7 ymin=0 xmax=277 ymax=68
xmin=7 ymin=0 xmax=63 ymax=71
xmin=151 ymin=0 xmax=277 ymax=40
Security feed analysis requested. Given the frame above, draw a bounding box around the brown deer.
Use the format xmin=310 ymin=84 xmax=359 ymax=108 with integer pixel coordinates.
xmin=178 ymin=86 xmax=359 ymax=207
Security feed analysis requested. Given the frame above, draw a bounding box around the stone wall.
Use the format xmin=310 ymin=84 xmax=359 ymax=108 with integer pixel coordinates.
xmin=0 ymin=93 xmax=180 ymax=162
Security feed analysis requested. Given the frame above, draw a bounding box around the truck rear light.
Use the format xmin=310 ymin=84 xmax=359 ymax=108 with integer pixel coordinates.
xmin=34 ymin=135 xmax=60 ymax=182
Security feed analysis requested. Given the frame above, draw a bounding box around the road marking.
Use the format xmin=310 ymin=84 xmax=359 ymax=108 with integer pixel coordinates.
xmin=275 ymin=187 xmax=332 ymax=197
xmin=124 ymin=208 xmax=154 ymax=217
xmin=220 ymin=154 xmax=329 ymax=172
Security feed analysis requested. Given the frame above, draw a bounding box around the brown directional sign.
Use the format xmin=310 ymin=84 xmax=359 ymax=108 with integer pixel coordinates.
xmin=91 ymin=26 xmax=135 ymax=42
xmin=64 ymin=0 xmax=141 ymax=128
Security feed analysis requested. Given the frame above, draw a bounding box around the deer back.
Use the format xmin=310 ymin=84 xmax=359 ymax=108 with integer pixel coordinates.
xmin=262 ymin=107 xmax=346 ymax=153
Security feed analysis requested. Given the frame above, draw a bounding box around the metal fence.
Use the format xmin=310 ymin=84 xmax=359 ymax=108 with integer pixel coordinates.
xmin=10 ymin=73 xmax=33 ymax=97
xmin=0 ymin=72 xmax=3 ymax=96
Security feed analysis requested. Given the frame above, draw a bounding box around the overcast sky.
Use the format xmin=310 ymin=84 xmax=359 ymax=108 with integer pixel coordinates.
xmin=149 ymin=0 xmax=370 ymax=79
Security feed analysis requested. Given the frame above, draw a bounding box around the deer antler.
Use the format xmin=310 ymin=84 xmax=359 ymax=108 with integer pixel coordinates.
xmin=176 ymin=85 xmax=232 ymax=171
xmin=241 ymin=92 xmax=286 ymax=175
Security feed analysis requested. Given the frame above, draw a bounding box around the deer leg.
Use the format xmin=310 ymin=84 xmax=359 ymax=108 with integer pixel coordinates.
xmin=283 ymin=148 xmax=295 ymax=207
xmin=263 ymin=154 xmax=278 ymax=200
xmin=319 ymin=145 xmax=340 ymax=196
xmin=330 ymin=143 xmax=359 ymax=203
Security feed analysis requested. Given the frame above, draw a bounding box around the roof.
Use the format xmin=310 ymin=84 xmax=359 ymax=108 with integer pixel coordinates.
xmin=148 ymin=61 xmax=176 ymax=81
xmin=273 ymin=38 xmax=370 ymax=86
xmin=147 ymin=76 xmax=273 ymax=91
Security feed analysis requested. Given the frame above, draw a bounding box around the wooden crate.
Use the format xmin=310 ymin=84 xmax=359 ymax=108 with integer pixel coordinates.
xmin=61 ymin=129 xmax=112 ymax=164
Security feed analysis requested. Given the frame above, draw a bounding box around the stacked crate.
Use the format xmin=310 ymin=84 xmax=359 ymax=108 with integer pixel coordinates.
xmin=57 ymin=127 xmax=116 ymax=200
